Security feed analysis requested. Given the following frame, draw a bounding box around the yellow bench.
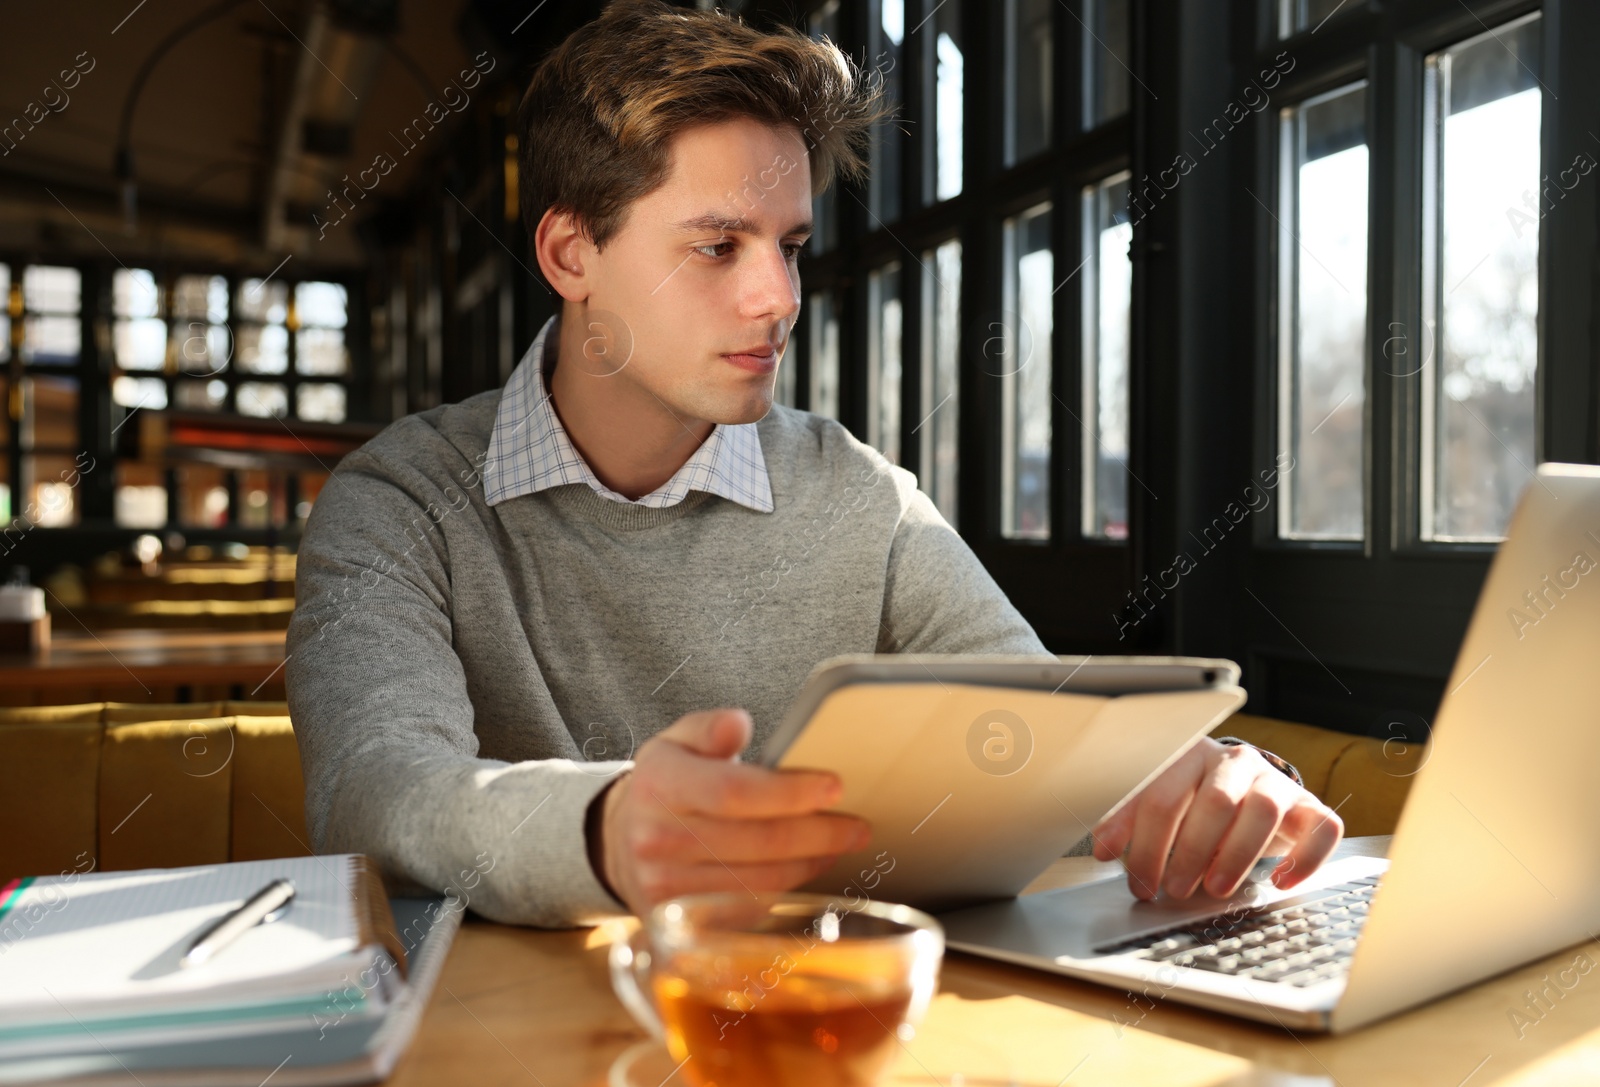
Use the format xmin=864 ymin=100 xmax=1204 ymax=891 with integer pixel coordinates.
xmin=0 ymin=706 xmax=1425 ymax=884
xmin=0 ymin=702 xmax=309 ymax=883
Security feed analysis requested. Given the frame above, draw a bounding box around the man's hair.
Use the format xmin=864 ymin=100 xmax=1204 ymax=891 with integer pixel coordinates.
xmin=515 ymin=0 xmax=890 ymax=253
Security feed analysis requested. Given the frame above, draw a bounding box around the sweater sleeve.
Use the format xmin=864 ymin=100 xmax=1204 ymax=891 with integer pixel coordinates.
xmin=285 ymin=443 xmax=630 ymax=929
xmin=876 ymin=464 xmax=1055 ymax=658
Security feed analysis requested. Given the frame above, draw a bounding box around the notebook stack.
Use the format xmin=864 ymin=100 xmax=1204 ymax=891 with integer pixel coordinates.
xmin=0 ymin=854 xmax=462 ymax=1086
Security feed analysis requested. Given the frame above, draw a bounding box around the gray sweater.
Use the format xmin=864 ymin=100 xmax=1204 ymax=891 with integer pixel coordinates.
xmin=285 ymin=393 xmax=1050 ymax=928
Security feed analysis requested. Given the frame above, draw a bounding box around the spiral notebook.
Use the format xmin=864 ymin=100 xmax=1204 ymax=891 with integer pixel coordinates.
xmin=0 ymin=854 xmax=463 ymax=1086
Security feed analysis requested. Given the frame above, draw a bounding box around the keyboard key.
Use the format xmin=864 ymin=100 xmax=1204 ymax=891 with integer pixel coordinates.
xmin=1281 ymin=968 xmax=1326 ymax=987
xmin=1146 ymin=936 xmax=1201 ymax=959
xmin=1190 ymin=954 xmax=1243 ymax=973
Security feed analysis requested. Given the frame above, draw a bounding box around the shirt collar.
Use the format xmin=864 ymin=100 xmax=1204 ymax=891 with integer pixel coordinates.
xmin=483 ymin=315 xmax=774 ymax=513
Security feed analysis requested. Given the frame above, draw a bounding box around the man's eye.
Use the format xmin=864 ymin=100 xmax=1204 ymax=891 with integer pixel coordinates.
xmin=695 ymin=241 xmax=735 ymax=259
xmin=783 ymin=243 xmax=805 ymax=260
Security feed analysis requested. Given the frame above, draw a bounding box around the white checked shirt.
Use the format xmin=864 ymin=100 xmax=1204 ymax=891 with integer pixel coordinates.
xmin=483 ymin=315 xmax=774 ymax=512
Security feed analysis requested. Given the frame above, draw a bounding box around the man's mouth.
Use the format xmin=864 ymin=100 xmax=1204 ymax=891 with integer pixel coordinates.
xmin=721 ymin=345 xmax=779 ymax=373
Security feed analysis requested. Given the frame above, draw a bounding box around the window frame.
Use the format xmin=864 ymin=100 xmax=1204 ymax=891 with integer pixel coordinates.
xmin=0 ymin=254 xmax=365 ymax=536
xmin=1220 ymin=0 xmax=1597 ymax=731
xmin=775 ymin=0 xmax=1139 ymax=649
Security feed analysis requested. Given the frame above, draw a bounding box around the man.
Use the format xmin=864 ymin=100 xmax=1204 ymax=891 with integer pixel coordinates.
xmin=286 ymin=0 xmax=1342 ymax=928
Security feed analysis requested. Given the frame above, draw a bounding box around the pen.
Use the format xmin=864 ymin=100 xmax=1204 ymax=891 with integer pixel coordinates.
xmin=179 ymin=878 xmax=296 ymax=969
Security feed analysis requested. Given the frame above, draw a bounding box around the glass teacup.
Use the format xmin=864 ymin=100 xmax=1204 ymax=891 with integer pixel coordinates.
xmin=609 ymin=892 xmax=944 ymax=1087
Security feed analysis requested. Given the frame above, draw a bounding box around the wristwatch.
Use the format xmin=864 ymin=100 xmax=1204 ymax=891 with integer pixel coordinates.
xmin=1214 ymin=736 xmax=1305 ymax=789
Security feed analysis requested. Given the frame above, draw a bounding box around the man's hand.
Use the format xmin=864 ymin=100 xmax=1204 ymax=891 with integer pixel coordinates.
xmin=1090 ymin=738 xmax=1343 ymax=901
xmin=591 ymin=708 xmax=872 ymax=916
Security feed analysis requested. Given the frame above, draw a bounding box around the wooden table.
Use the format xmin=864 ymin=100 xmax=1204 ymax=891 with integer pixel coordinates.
xmin=387 ymin=836 xmax=1600 ymax=1086
xmin=0 ymin=628 xmax=288 ymax=704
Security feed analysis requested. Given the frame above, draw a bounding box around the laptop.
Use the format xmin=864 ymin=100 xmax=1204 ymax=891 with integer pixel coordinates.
xmin=933 ymin=462 xmax=1600 ymax=1032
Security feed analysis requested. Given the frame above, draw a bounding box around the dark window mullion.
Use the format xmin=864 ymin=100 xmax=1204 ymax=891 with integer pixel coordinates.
xmin=286 ymin=279 xmax=299 ymax=420
xmin=1376 ymin=37 xmax=1421 ymax=556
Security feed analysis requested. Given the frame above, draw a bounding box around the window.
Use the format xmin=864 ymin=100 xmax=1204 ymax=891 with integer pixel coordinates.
xmin=0 ymin=261 xmax=366 ymax=532
xmin=297 ymin=383 xmax=347 ymax=423
xmin=921 ymin=240 xmax=961 ymax=523
xmin=773 ymin=348 xmax=798 ymax=408
xmin=1004 ymin=0 xmax=1052 ymax=165
xmin=239 ymin=381 xmax=288 ymax=419
xmin=172 ymin=274 xmax=230 ymax=385
xmin=236 ymin=278 xmax=289 ymax=375
xmin=808 ymin=0 xmax=842 ymax=255
xmin=1222 ymin=1 xmax=1595 ymax=732
xmin=7 ymin=264 xmax=83 ymax=526
xmin=1083 ymin=174 xmax=1132 ymax=539
xmin=867 ymin=262 xmax=903 ymax=463
xmin=869 ymin=0 xmax=905 ymax=222
xmin=1277 ymin=83 xmax=1369 ymax=541
xmin=1280 ymin=0 xmax=1356 ymax=39
xmin=808 ymin=290 xmax=840 ymax=420
xmin=114 ymin=462 xmax=166 ymax=529
xmin=1420 ymin=15 xmax=1542 ymax=542
xmin=788 ymin=0 xmax=1134 ymax=647
xmin=922 ymin=0 xmax=964 ymax=204
xmin=112 ymin=269 xmax=165 ymax=374
xmin=111 ymin=268 xmax=168 ymax=435
xmin=21 ymin=266 xmax=81 ymax=366
xmin=1000 ymin=203 xmax=1053 ymax=540
xmin=1084 ymin=0 xmax=1131 ymax=127
xmin=291 ymin=283 xmax=351 ymax=422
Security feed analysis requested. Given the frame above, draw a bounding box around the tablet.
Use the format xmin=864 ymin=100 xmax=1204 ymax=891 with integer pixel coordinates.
xmin=758 ymin=654 xmax=1247 ymax=912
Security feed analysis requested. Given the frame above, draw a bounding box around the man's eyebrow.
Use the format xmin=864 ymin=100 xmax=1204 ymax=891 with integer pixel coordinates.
xmin=672 ymin=213 xmax=814 ymax=237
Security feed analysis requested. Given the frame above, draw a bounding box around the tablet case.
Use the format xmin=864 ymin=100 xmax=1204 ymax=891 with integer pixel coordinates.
xmin=761 ymin=655 xmax=1247 ymax=912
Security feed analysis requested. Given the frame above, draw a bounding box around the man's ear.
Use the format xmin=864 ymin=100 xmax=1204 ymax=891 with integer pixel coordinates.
xmin=533 ymin=208 xmax=592 ymax=302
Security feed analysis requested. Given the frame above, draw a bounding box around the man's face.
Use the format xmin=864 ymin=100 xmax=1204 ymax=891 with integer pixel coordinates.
xmin=576 ymin=117 xmax=811 ymax=426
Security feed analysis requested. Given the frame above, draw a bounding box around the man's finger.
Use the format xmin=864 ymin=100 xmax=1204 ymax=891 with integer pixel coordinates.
xmin=644 ymin=810 xmax=870 ymax=864
xmin=635 ymin=855 xmax=837 ymax=906
xmin=1197 ymin=774 xmax=1297 ymax=898
xmin=1270 ymin=799 xmax=1344 ymax=889
xmin=1161 ymin=750 xmax=1270 ymax=898
xmin=641 ymin=740 xmax=840 ymax=818
xmin=1090 ymin=743 xmax=1206 ymax=861
xmin=655 ymin=707 xmax=753 ymax=760
xmin=1122 ymin=750 xmax=1206 ymax=899
xmin=1090 ymin=798 xmax=1137 ymax=861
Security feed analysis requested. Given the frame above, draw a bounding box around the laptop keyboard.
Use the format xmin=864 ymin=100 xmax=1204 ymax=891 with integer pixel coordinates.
xmin=1094 ymin=875 xmax=1382 ymax=987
